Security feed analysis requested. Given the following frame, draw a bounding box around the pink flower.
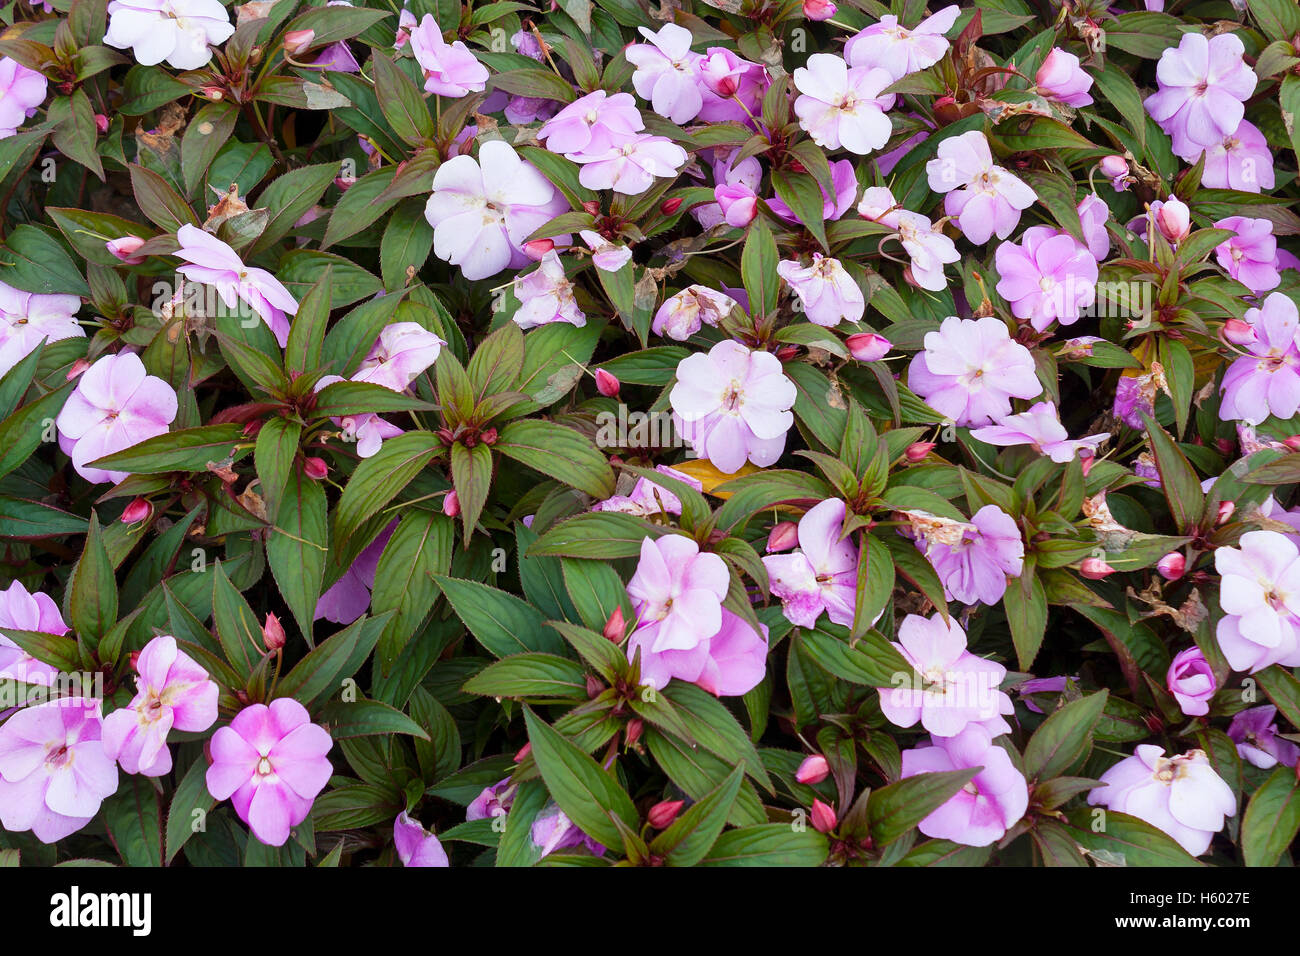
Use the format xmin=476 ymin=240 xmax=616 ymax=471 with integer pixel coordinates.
xmin=0 ymin=280 xmax=84 ymax=379
xmin=696 ymin=52 xmax=767 ymax=126
xmin=0 ymin=698 xmax=118 ymax=843
xmin=101 ymin=635 xmax=218 ymax=776
xmin=923 ymin=504 xmax=1024 ymax=607
xmin=762 ymin=498 xmax=859 ymax=629
xmin=1228 ymin=705 xmax=1300 ymax=769
xmin=355 ymin=321 xmax=443 ymax=390
xmin=1099 ymin=154 xmax=1130 ymax=191
xmin=105 ymin=235 xmax=147 ymax=265
xmin=1035 ymin=48 xmax=1093 ymax=107
xmin=1154 ymin=196 xmax=1191 ymax=243
xmin=538 ymin=90 xmax=644 ymax=161
xmin=803 ymin=0 xmax=836 ymax=20
xmin=670 ymin=340 xmax=797 ymax=473
xmin=409 ymin=13 xmax=489 ymax=96
xmin=844 ymin=5 xmax=960 ymax=80
xmin=847 ymin=332 xmax=891 ymax=362
xmin=792 ymin=54 xmax=895 ymax=155
xmin=767 ymin=159 xmax=858 ymax=225
xmin=652 ymin=285 xmax=737 ymax=341
xmin=466 ymin=778 xmax=513 ymax=822
xmin=1144 ymin=32 xmax=1256 ymax=161
xmin=971 ymin=401 xmax=1107 ymax=463
xmin=206 ymin=698 xmax=333 ymax=847
xmin=626 ymin=534 xmax=729 ymax=655
xmin=1213 ymin=216 xmax=1280 ymax=294
xmin=796 ymin=754 xmax=830 ymax=783
xmin=630 ymin=607 xmax=768 ymax=696
xmin=577 ymin=134 xmax=688 ymax=196
xmin=1077 ymin=193 xmax=1111 ymax=261
xmin=393 ymin=811 xmax=450 ymax=866
xmin=714 ymin=183 xmax=758 ymax=227
xmin=578 ymin=230 xmax=633 ymax=272
xmin=1214 ymin=530 xmax=1300 ymax=674
xmin=995 ymin=226 xmax=1097 ymax=332
xmin=591 ymin=464 xmax=703 ymax=518
xmin=512 ymin=251 xmax=586 ymax=330
xmin=424 ymin=140 xmax=569 ymax=281
xmin=0 ymin=581 xmax=66 ymax=687
xmin=901 ymin=725 xmax=1028 ymax=846
xmin=1218 ymin=292 xmax=1300 ymax=426
xmin=1166 ymin=647 xmax=1215 ymax=718
xmin=393 ymin=8 xmax=416 ymax=48
xmin=315 ymin=520 xmax=397 ymax=623
xmin=174 ymin=224 xmax=299 ymax=346
xmin=698 ymin=47 xmax=748 ymax=98
xmin=859 ymin=187 xmax=959 ymax=292
xmin=907 ymin=316 xmax=1042 ymax=426
xmin=777 ymin=254 xmax=864 ymax=327
xmin=0 ymin=57 xmax=47 ymax=137
xmin=55 ymin=351 xmax=178 ymax=484
xmin=926 ymin=131 xmax=1036 ymax=245
xmin=695 ymin=150 xmax=762 ymax=229
xmin=1200 ymin=120 xmax=1274 ymax=193
xmin=1088 ymin=746 xmax=1234 ymax=856
xmin=531 ymin=802 xmax=605 ymax=857
xmin=627 ymin=23 xmax=703 ymax=124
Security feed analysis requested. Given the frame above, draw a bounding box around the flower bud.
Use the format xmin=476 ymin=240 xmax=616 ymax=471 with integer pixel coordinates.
xmin=1284 ymin=435 xmax=1300 ymax=452
xmin=120 ymin=497 xmax=151 ymax=524
xmin=522 ymin=237 xmax=554 ymax=260
xmin=1221 ymin=318 xmax=1257 ymax=347
xmin=513 ymin=742 xmax=532 ymax=762
xmin=586 ymin=674 xmax=604 ymax=698
xmin=625 ymin=717 xmax=643 ymax=747
xmin=595 ymin=369 xmax=620 ymax=397
xmin=647 ymin=799 xmax=684 ymax=829
xmin=1099 ymin=155 xmax=1128 ymax=180
xmin=602 ymin=605 xmax=626 ymax=643
xmin=810 ymin=798 xmax=837 ymax=833
xmin=66 ymin=358 xmax=91 ymax=381
xmin=129 ymin=650 xmax=141 ymax=672
xmin=803 ymin=0 xmax=837 ymax=20
xmin=480 ymin=427 xmax=498 ymax=446
xmin=443 ymin=490 xmax=460 ymax=517
xmin=263 ymin=612 xmax=286 ymax=652
xmin=765 ymin=521 xmax=799 ymax=553
xmin=905 ymin=441 xmax=936 ymax=463
xmin=795 ymin=754 xmax=830 ymax=785
xmin=200 ymin=85 xmax=224 ymax=100
xmin=284 ymin=29 xmax=315 ymax=54
xmin=1154 ymin=197 xmax=1190 ymax=243
xmin=106 ymin=235 xmax=146 ymax=265
xmin=304 ymin=456 xmax=328 ymax=480
xmin=1079 ymin=557 xmax=1117 ymax=579
xmin=93 ymin=113 xmax=110 ymax=134
xmin=1217 ymin=501 xmax=1235 ymax=525
xmin=659 ymin=196 xmax=683 ymax=215
xmin=1156 ymin=551 xmax=1185 ymax=581
xmin=774 ymin=345 xmax=799 ymax=361
xmin=846 ymin=332 xmax=891 ymax=362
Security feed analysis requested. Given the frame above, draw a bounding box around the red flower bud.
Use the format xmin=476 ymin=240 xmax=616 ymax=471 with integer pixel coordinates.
xmin=765 ymin=521 xmax=799 ymax=553
xmin=522 ymin=238 xmax=554 ymax=260
xmin=513 ymin=742 xmax=532 ymax=762
xmin=443 ymin=490 xmax=461 ymax=517
xmin=480 ymin=427 xmax=498 ymax=445
xmin=66 ymin=358 xmax=91 ymax=381
xmin=625 ymin=718 xmax=643 ymax=747
xmin=1079 ymin=557 xmax=1117 ymax=580
xmin=1285 ymin=435 xmax=1300 ymax=452
xmin=659 ymin=196 xmax=683 ymax=215
xmin=581 ymin=200 xmax=601 ymax=216
xmin=810 ymin=798 xmax=837 ymax=833
xmin=120 ymin=497 xmax=151 ymax=524
xmin=647 ymin=799 xmax=684 ymax=829
xmin=796 ymin=754 xmax=830 ymax=785
xmin=94 ymin=114 xmax=110 ymax=134
xmin=595 ymin=369 xmax=620 ymax=397
xmin=263 ymin=612 xmax=286 ymax=652
xmin=1156 ymin=552 xmax=1185 ymax=581
xmin=774 ymin=345 xmax=799 ymax=361
xmin=304 ymin=457 xmax=328 ymax=480
xmin=1217 ymin=501 xmax=1235 ymax=525
xmin=602 ymin=605 xmax=626 ymax=643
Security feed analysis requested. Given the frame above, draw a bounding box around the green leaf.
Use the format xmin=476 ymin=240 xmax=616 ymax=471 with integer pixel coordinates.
xmin=67 ymin=512 xmax=117 ymax=647
xmin=1142 ymin=413 xmax=1204 ymax=533
xmin=0 ymin=225 xmax=90 ymax=296
xmin=868 ymin=768 xmax=979 ymax=846
xmin=799 ymin=623 xmax=915 ymax=688
xmin=698 ymin=824 xmax=827 ymax=866
xmin=1003 ymin=570 xmax=1047 ymax=670
xmin=212 ymin=561 xmax=261 ymax=680
xmin=1065 ymin=808 xmax=1202 ymax=866
xmin=88 ymin=424 xmax=244 ymax=474
xmin=372 ymin=52 xmax=436 ymax=147
xmin=181 ymin=102 xmax=238 ymax=196
xmin=254 ymin=417 xmax=302 ymax=517
xmin=1256 ymin=665 xmax=1300 ymax=730
xmin=319 ymin=697 xmax=429 ymax=739
xmin=741 ymin=218 xmax=779 ymax=318
xmin=651 ymin=765 xmax=744 ymax=867
xmin=266 ymin=465 xmax=328 ymax=642
xmin=129 ymin=163 xmax=198 ymax=231
xmin=0 ymin=381 xmax=73 ymax=481
xmin=462 ymin=653 xmax=588 ymax=698
xmin=252 ymin=163 xmax=339 ymax=253
xmin=528 ymin=511 xmax=670 ymax=558
xmin=661 ymin=681 xmax=771 ymax=791
xmin=333 ymin=431 xmax=444 ymax=545
xmin=432 ymin=575 xmax=567 ymax=657
xmin=165 ymin=757 xmax=217 ymax=864
xmin=1022 ymin=690 xmax=1108 ymax=781
xmin=0 ymin=496 xmax=87 ymax=538
xmin=450 ymin=440 xmax=493 ymax=541
xmin=1241 ymin=766 xmax=1300 ymax=867
xmin=278 ymin=614 xmax=387 ymax=707
xmin=370 ymin=510 xmax=454 ymax=671
xmin=495 ymin=419 xmax=615 ymax=499
xmin=102 ymin=776 xmax=163 ymax=867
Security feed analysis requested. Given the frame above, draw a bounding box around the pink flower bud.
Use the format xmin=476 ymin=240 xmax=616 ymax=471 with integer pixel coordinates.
xmin=513 ymin=742 xmax=532 ymax=763
xmin=810 ymin=798 xmax=837 ymax=833
xmin=714 ymin=183 xmax=757 ymax=228
xmin=796 ymin=754 xmax=830 ymax=784
xmin=803 ymin=0 xmax=837 ymax=20
xmin=659 ymin=196 xmax=683 ymax=215
xmin=94 ymin=114 xmax=109 ymax=134
xmin=1284 ymin=435 xmax=1300 ymax=452
xmin=1221 ymin=318 xmax=1257 ymax=347
xmin=1154 ymin=197 xmax=1190 ymax=243
xmin=647 ymin=799 xmax=683 ymax=829
xmin=263 ymin=612 xmax=286 ymax=651
xmin=595 ymin=369 xmax=620 ymax=397
xmin=905 ymin=441 xmax=936 ymax=463
xmin=443 ymin=490 xmax=460 ymax=517
xmin=602 ymin=605 xmax=626 ymax=643
xmin=200 ymin=86 xmax=224 ymax=100
xmin=1079 ymin=557 xmax=1117 ymax=579
xmin=66 ymin=358 xmax=91 ymax=381
xmin=284 ymin=29 xmax=315 ymax=55
xmin=846 ymin=332 xmax=891 ymax=362
xmin=1081 ymin=454 xmax=1097 ymax=477
xmin=120 ymin=497 xmax=151 ymax=524
xmin=1217 ymin=501 xmax=1235 ymax=525
xmin=304 ymin=457 xmax=328 ymax=480
xmin=106 ymin=235 xmax=146 ymax=265
xmin=698 ymin=48 xmax=747 ymax=99
xmin=1156 ymin=551 xmax=1185 ymax=581
xmin=522 ymin=238 xmax=555 ymax=260
xmin=1099 ymin=155 xmax=1128 ymax=180
xmin=625 ymin=717 xmax=643 ymax=747
xmin=765 ymin=521 xmax=799 ymax=553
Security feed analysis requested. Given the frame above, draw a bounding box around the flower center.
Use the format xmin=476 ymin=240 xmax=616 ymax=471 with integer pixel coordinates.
xmin=46 ymin=744 xmax=72 ymax=768
xmin=721 ymin=382 xmax=743 ymax=412
xmin=257 ymin=756 xmax=274 ymax=776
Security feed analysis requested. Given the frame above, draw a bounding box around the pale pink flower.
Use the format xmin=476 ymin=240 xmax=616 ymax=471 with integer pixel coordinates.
xmin=1035 ymin=47 xmax=1093 ymax=107
xmin=578 ymin=230 xmax=633 ymax=272
xmin=626 ymin=534 xmax=729 ymax=654
xmin=105 ymin=235 xmax=147 ymax=265
xmin=971 ymin=401 xmax=1107 ymax=463
xmin=920 ymin=504 xmax=1025 ymax=607
xmin=0 ymin=57 xmax=47 ymax=137
xmin=104 ymin=0 xmax=234 ymax=70
xmin=926 ymin=130 xmax=1036 ymax=245
xmin=393 ymin=8 xmax=416 ymax=48
xmin=1213 ymin=216 xmax=1280 ymax=295
xmin=0 ymin=581 xmax=66 ymax=687
xmin=55 ymin=351 xmax=177 ymax=484
xmin=355 ymin=321 xmax=443 ymax=390
xmin=1219 ymin=292 xmax=1300 ymax=426
xmin=630 ymin=607 xmax=768 ymax=696
xmin=777 ymin=254 xmax=865 ymax=327
xmin=1214 ymin=530 xmax=1300 ymax=674
xmin=174 ymin=224 xmax=298 ymax=346
xmin=714 ymin=183 xmax=758 ymax=227
xmin=994 ymin=226 xmax=1098 ymax=332
xmin=206 ymin=698 xmax=333 ymax=847
xmin=901 ymin=725 xmax=1028 ymax=847
xmin=652 ymin=285 xmax=738 ymax=341
xmin=844 ymin=5 xmax=960 ymax=80
xmin=1166 ymin=647 xmax=1215 ymax=718
xmin=409 ymin=13 xmax=489 ymax=96
xmin=1077 ymin=193 xmax=1111 ymax=261
xmin=626 ymin=23 xmax=703 ymax=125
xmin=591 ymin=464 xmax=703 ymax=518
xmin=394 ymin=811 xmax=450 ymax=866
xmin=102 ymin=635 xmax=218 ymax=776
xmin=1144 ymin=32 xmax=1256 ymax=161
xmin=762 ymin=498 xmax=858 ymax=629
xmin=577 ymin=134 xmax=688 ymax=196
xmin=907 ymin=316 xmax=1042 ymax=426
xmin=792 ymin=54 xmax=895 ymax=155
xmin=859 ymin=189 xmax=960 ymax=292
xmin=538 ymin=90 xmax=644 ymax=161
xmin=1200 ymin=120 xmax=1274 ymax=193
xmin=670 ymin=340 xmax=797 ymax=473
xmin=512 ymin=251 xmax=586 ymax=330
xmin=0 ymin=280 xmax=84 ymax=379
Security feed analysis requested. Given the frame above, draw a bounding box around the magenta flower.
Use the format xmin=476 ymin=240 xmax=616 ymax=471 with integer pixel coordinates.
xmin=626 ymin=534 xmax=729 ymax=654
xmin=355 ymin=321 xmax=444 ymax=391
xmin=393 ymin=812 xmax=450 ymax=867
xmin=0 ymin=280 xmax=84 ymax=379
xmin=577 ymin=134 xmax=688 ymax=196
xmin=994 ymin=226 xmax=1098 ymax=332
xmin=55 ymin=352 xmax=178 ymax=484
xmin=900 ymin=725 xmax=1028 ymax=847
xmin=762 ymin=498 xmax=858 ymax=629
xmin=0 ymin=57 xmax=47 ymax=137
xmin=1088 ymin=746 xmax=1234 ymax=856
xmin=907 ymin=316 xmax=1042 ymax=426
xmin=1166 ymin=647 xmax=1215 ymax=718
xmin=315 ymin=520 xmax=397 ymax=624
xmin=512 ymin=251 xmax=586 ymax=330
xmin=792 ymin=54 xmax=895 ymax=155
xmin=206 ymin=698 xmax=333 ymax=847
xmin=1214 ymin=530 xmax=1300 ymax=674
xmin=695 ymin=149 xmax=762 ymax=230
xmin=537 ymin=90 xmax=644 ymax=162
xmin=1213 ymin=216 xmax=1280 ymax=295
xmin=466 ymin=778 xmax=514 ymax=823
xmin=1144 ymin=32 xmax=1256 ymax=161
xmin=1200 ymin=120 xmax=1275 ymax=193
xmin=102 ymin=635 xmax=218 ymax=777
xmin=844 ymin=5 xmax=959 ymax=80
xmin=652 ymin=285 xmax=738 ymax=341
xmin=880 ymin=613 xmax=1014 ymax=737
xmin=1227 ymin=706 xmax=1300 ymax=769
xmin=714 ymin=182 xmax=758 ymax=228
xmin=1077 ymin=193 xmax=1111 ymax=261
xmin=696 ymin=48 xmax=767 ymax=124
xmin=777 ymin=254 xmax=865 ymax=327
xmin=531 ymin=802 xmax=606 ymax=857
xmin=1035 ymin=48 xmax=1093 ymax=107
xmin=106 ymin=235 xmax=146 ymax=264
xmin=0 ymin=581 xmax=66 ymax=687
xmin=970 ymin=401 xmax=1107 ymax=463
xmin=926 ymin=131 xmax=1036 ymax=244
xmin=927 ymin=504 xmax=1024 ymax=606
xmin=0 ymin=698 xmax=118 ymax=843
xmin=424 ymin=140 xmax=569 ymax=281
xmin=629 ymin=608 xmax=769 ymax=697
xmin=174 ymin=224 xmax=299 ymax=346
xmin=670 ymin=340 xmax=797 ymax=473
xmin=627 ymin=24 xmax=703 ymax=124
xmin=409 ymin=13 xmax=488 ymax=96
xmin=1219 ymin=292 xmax=1300 ymax=426
xmin=768 ymin=159 xmax=858 ymax=224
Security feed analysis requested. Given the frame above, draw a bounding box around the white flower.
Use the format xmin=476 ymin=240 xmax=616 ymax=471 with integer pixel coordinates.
xmin=104 ymin=0 xmax=234 ymax=70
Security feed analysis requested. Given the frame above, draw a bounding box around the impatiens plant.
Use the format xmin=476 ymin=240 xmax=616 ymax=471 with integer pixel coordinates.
xmin=3 ymin=0 xmax=1300 ymax=871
